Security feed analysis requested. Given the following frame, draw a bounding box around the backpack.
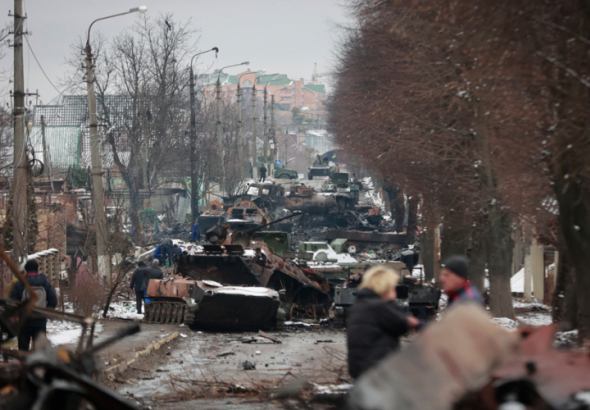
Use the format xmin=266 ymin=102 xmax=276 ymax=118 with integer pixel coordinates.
xmin=22 ymin=286 xmax=47 ymax=308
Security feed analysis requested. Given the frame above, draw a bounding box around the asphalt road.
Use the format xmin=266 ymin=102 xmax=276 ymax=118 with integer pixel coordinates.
xmin=108 ymin=323 xmax=348 ymax=409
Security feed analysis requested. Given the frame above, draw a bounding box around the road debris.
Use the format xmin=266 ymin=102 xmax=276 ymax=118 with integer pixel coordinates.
xmin=216 ymin=351 xmax=236 ymax=357
xmin=242 ymin=361 xmax=257 ymax=370
xmin=258 ymin=330 xmax=282 ymax=344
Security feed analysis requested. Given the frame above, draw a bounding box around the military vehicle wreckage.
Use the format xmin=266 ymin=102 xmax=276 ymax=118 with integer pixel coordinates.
xmin=144 ymin=215 xmax=331 ymax=330
xmin=144 ymin=174 xmax=421 ymax=330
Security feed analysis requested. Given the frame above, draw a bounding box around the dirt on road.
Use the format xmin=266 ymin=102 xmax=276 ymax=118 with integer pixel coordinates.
xmin=100 ymin=323 xmax=349 ymax=409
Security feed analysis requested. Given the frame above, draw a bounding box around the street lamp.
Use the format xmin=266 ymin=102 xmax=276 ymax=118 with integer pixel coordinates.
xmin=214 ymin=62 xmax=249 ymax=194
xmin=189 ymin=47 xmax=219 ymax=223
xmin=85 ymin=6 xmax=147 ymax=284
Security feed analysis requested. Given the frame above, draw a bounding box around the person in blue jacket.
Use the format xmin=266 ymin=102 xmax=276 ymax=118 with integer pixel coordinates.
xmin=191 ymin=223 xmax=200 ymax=242
xmin=173 ymin=244 xmax=182 ymax=256
xmin=10 ymin=260 xmax=58 ymax=351
xmin=154 ymin=238 xmax=174 ymax=266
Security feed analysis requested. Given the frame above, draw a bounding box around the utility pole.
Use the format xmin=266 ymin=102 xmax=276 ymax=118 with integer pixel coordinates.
xmin=189 ymin=67 xmax=198 ymax=223
xmin=284 ymin=131 xmax=288 ymax=166
xmin=270 ymin=95 xmax=276 ymax=173
xmin=12 ymin=0 xmax=28 ymax=263
xmin=85 ymin=37 xmax=110 ymax=285
xmin=263 ymin=88 xmax=268 ymax=168
xmin=84 ymin=6 xmax=147 ymax=284
xmin=251 ymin=85 xmax=258 ymax=181
xmin=40 ymin=115 xmax=54 ymax=192
xmin=215 ymin=78 xmax=224 ymax=193
xmin=237 ymin=84 xmax=243 ymax=161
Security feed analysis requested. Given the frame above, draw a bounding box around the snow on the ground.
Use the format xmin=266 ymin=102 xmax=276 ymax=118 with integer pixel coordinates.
xmin=46 ymin=319 xmax=103 ymax=347
xmin=105 ymin=301 xmax=144 ymax=320
xmin=516 ymin=312 xmax=553 ymax=327
xmin=491 ymin=317 xmax=519 ymax=330
xmin=313 ymin=383 xmax=353 ymax=395
xmin=555 ymin=330 xmax=578 ymax=347
xmin=513 ymin=300 xmax=547 ymax=310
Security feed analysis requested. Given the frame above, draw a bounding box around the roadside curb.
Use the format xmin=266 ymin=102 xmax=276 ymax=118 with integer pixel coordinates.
xmin=102 ymin=331 xmax=180 ymax=376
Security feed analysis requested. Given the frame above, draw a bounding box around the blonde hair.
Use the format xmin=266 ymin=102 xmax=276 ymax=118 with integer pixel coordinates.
xmin=359 ymin=266 xmax=401 ymax=296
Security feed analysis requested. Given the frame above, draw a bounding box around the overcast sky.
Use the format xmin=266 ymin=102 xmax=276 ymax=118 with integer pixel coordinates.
xmin=0 ymin=0 xmax=352 ymax=106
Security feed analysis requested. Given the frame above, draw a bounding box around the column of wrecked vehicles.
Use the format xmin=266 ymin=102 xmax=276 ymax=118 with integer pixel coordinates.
xmin=141 ymin=171 xmax=440 ymax=331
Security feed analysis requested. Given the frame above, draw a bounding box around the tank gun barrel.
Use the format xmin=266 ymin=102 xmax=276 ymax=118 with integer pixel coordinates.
xmin=245 ymin=211 xmax=302 ymax=234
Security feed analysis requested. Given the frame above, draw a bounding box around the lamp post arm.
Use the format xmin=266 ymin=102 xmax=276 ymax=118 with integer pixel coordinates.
xmin=87 ymin=11 xmax=135 ymax=46
xmin=191 ymin=47 xmax=219 ymax=71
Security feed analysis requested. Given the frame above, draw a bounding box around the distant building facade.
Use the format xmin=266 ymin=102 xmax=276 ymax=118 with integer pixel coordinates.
xmin=305 ymin=129 xmax=334 ymax=155
xmin=198 ymin=71 xmax=326 ymax=112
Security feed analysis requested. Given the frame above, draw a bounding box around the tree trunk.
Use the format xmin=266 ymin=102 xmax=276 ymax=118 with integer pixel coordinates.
xmin=472 ymin=100 xmax=514 ymax=318
xmin=386 ymin=186 xmax=405 ymax=233
xmin=420 ymin=226 xmax=436 ymax=282
xmin=552 ymin=239 xmax=577 ymax=330
xmin=129 ymin=188 xmax=145 ymax=245
xmin=554 ymin=182 xmax=590 ymax=343
xmin=469 ymin=239 xmax=487 ymax=297
xmin=406 ymin=195 xmax=418 ymax=244
xmin=486 ymin=210 xmax=515 ymax=318
xmin=440 ymin=223 xmax=469 ymax=262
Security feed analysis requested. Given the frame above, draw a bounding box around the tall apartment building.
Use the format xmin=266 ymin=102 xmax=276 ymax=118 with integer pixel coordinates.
xmin=198 ymin=70 xmax=326 ymax=112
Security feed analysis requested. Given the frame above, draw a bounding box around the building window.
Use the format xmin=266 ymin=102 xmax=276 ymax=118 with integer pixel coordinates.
xmin=243 ymin=79 xmax=252 ymax=86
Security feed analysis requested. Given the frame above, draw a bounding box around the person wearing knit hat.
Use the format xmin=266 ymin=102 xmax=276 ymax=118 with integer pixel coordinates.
xmin=440 ymin=255 xmax=483 ymax=307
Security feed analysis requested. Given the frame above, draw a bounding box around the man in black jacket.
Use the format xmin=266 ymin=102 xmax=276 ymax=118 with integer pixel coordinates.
xmin=142 ymin=259 xmax=164 ymax=290
xmin=10 ymin=260 xmax=58 ymax=351
xmin=259 ymin=165 xmax=267 ymax=182
xmin=129 ymin=261 xmax=147 ymax=314
xmin=347 ymin=266 xmax=419 ymax=379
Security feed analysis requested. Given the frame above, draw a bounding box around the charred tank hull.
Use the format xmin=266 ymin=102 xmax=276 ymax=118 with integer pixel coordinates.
xmin=145 ymin=277 xmax=281 ymax=330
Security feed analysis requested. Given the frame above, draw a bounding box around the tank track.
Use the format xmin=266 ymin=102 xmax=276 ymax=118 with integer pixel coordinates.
xmin=144 ymin=301 xmax=193 ymax=325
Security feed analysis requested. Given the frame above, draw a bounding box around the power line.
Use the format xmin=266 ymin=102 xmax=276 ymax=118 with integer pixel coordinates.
xmin=23 ymin=33 xmax=64 ymax=97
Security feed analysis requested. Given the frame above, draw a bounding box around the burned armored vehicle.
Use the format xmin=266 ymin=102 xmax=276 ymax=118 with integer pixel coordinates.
xmin=144 ymin=222 xmax=331 ymax=330
xmin=196 ymin=200 xmax=226 ymax=237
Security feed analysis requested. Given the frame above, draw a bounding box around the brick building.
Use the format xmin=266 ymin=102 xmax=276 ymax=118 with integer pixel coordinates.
xmin=198 ymin=70 xmax=326 ymax=112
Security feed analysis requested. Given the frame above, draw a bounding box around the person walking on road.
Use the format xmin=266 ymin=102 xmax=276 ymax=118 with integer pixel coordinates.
xmin=346 ymin=266 xmax=419 ymax=379
xmin=10 ymin=260 xmax=58 ymax=351
xmin=439 ymin=255 xmax=483 ymax=308
xmin=259 ymin=165 xmax=267 ymax=183
xmin=129 ymin=261 xmax=147 ymax=314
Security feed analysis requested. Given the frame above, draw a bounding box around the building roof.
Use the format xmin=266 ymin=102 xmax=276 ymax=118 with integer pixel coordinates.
xmin=257 ymin=74 xmax=292 ymax=86
xmin=33 ymin=95 xmax=134 ymax=127
xmin=304 ymin=84 xmax=326 ymax=94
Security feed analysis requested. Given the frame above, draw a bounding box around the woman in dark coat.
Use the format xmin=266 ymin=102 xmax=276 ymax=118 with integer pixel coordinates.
xmin=347 ymin=266 xmax=419 ymax=379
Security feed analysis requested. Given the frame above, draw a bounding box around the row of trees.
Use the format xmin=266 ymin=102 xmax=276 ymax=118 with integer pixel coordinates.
xmin=328 ymin=0 xmax=590 ymax=342
xmin=64 ymin=14 xmax=277 ymax=242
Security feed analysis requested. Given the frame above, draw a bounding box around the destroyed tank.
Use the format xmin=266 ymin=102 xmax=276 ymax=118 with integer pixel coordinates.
xmin=144 ymin=214 xmax=331 ymax=330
